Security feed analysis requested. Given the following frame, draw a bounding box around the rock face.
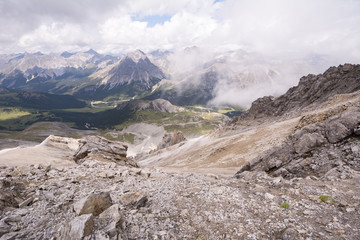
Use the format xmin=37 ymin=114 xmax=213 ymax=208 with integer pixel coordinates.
xmin=119 ymin=191 xmax=148 ymax=209
xmin=232 ymin=63 xmax=360 ymax=122
xmin=73 ymin=135 xmax=137 ymax=167
xmin=0 ymin=179 xmax=25 ymax=214
xmin=157 ymin=130 xmax=186 ymax=150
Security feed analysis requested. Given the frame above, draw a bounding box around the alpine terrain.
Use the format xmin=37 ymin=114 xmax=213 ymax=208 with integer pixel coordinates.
xmin=0 ymin=63 xmax=359 ymax=240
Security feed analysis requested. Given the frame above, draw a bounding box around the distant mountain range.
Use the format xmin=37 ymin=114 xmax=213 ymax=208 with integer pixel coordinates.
xmin=0 ymin=48 xmax=319 ymax=107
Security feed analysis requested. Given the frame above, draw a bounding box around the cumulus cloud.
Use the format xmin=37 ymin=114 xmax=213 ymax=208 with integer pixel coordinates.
xmin=216 ymin=0 xmax=360 ymax=63
xmin=0 ymin=0 xmax=359 ymax=66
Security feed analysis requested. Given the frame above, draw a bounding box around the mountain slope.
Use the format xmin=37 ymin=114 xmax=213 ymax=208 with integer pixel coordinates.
xmin=233 ymin=64 xmax=360 ymax=179
xmin=137 ymin=64 xmax=360 ymax=176
xmin=0 ymin=87 xmax=86 ymax=109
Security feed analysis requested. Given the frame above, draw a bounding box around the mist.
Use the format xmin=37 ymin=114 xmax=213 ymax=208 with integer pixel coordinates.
xmin=158 ymin=47 xmax=325 ymax=108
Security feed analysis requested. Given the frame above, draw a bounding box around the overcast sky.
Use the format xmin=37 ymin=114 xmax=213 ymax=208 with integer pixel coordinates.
xmin=0 ymin=0 xmax=359 ymax=64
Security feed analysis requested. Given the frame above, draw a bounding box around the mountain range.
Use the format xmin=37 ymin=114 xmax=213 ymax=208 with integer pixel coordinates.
xmin=0 ymin=48 xmax=318 ymax=107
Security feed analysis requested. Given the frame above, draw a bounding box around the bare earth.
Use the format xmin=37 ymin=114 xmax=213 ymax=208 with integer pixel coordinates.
xmin=0 ymin=135 xmax=77 ymax=168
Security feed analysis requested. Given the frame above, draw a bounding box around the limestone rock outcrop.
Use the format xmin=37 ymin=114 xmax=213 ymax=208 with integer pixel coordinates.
xmin=73 ymin=135 xmax=138 ymax=167
xmin=236 ymin=100 xmax=360 ymax=179
xmin=157 ymin=130 xmax=186 ymax=150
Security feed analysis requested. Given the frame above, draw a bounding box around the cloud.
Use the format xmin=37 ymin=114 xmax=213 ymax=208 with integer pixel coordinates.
xmin=0 ymin=0 xmax=359 ymax=68
xmin=216 ymin=0 xmax=360 ymax=63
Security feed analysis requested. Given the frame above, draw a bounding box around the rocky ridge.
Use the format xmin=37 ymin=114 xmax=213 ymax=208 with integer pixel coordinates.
xmin=236 ymin=104 xmax=360 ymax=178
xmin=233 ymin=64 xmax=360 ymax=180
xmin=231 ymin=63 xmax=360 ymax=122
xmin=156 ymin=130 xmax=186 ymax=150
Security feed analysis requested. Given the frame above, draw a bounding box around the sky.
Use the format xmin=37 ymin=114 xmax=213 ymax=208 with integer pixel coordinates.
xmin=0 ymin=0 xmax=360 ymax=65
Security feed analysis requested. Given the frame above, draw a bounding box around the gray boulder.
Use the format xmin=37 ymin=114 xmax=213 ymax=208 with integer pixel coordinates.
xmin=294 ymin=132 xmax=326 ymax=154
xmin=325 ymin=107 xmax=360 ymax=143
xmin=73 ymin=192 xmax=113 ymax=216
xmin=98 ymin=204 xmax=123 ymax=238
xmin=119 ymin=191 xmax=148 ymax=209
xmin=60 ymin=214 xmax=94 ymax=240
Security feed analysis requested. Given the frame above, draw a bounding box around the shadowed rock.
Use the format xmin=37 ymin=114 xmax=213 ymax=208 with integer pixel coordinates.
xmin=73 ymin=192 xmax=113 ymax=216
xmin=59 ymin=214 xmax=94 ymax=240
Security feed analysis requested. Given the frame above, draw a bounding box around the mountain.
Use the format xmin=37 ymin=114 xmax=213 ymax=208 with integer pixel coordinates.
xmin=115 ymin=99 xmax=181 ymax=113
xmin=0 ymin=48 xmax=318 ymax=107
xmin=74 ymin=50 xmax=166 ymax=100
xmin=0 ymin=50 xmax=118 ymax=94
xmin=90 ymin=98 xmax=188 ymax=129
xmin=146 ymin=49 xmax=315 ymax=107
xmin=60 ymin=51 xmax=75 ymax=58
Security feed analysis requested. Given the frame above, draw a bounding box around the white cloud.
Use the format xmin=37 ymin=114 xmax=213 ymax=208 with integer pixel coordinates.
xmin=0 ymin=0 xmax=359 ymax=67
xmin=216 ymin=0 xmax=360 ymax=63
xmin=97 ymin=10 xmax=218 ymax=54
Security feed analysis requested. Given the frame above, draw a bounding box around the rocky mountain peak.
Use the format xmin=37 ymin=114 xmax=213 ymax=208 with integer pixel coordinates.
xmin=60 ymin=51 xmax=74 ymax=58
xmin=125 ymin=49 xmax=147 ymax=63
xmin=99 ymin=51 xmax=165 ymax=91
xmin=84 ymin=49 xmax=99 ymax=55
